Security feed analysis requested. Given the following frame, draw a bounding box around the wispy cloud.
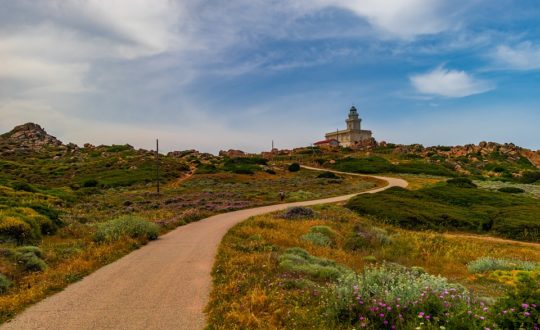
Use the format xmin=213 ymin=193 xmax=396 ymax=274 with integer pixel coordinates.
xmin=494 ymin=41 xmax=540 ymax=70
xmin=317 ymin=0 xmax=462 ymax=39
xmin=410 ymin=66 xmax=494 ymax=98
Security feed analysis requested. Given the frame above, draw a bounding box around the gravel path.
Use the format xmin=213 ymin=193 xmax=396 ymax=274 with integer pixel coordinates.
xmin=2 ymin=170 xmax=407 ymax=330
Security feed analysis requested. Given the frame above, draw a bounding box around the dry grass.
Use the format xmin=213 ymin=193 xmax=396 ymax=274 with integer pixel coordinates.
xmin=206 ymin=204 xmax=540 ymax=329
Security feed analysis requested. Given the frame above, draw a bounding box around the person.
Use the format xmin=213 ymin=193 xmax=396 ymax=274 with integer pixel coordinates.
xmin=279 ymin=191 xmax=285 ymax=201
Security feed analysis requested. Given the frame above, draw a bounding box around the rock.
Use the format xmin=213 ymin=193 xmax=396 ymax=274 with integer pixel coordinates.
xmin=0 ymin=123 xmax=63 ymax=154
xmin=218 ymin=149 xmax=245 ymax=158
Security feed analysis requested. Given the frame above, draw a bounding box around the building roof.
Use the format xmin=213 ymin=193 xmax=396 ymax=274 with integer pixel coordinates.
xmin=314 ymin=139 xmax=339 ymax=145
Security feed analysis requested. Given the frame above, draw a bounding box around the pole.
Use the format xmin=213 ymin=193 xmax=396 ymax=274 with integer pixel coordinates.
xmin=156 ymin=139 xmax=160 ymax=195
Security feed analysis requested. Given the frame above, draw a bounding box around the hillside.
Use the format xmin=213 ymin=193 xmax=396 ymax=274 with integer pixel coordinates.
xmin=0 ymin=123 xmax=384 ymax=322
xmin=278 ymin=141 xmax=540 ymax=184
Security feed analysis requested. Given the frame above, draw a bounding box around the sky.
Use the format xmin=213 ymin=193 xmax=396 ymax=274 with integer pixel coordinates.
xmin=1 ymin=0 xmax=539 ymax=153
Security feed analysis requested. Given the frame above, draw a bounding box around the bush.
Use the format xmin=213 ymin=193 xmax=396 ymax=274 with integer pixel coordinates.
xmin=491 ymin=271 xmax=540 ymax=329
xmin=467 ymin=257 xmax=539 ymax=273
xmin=196 ymin=164 xmax=218 ymax=174
xmin=288 ymin=163 xmax=301 ymax=172
xmin=278 ymin=247 xmax=351 ymax=281
xmin=343 ymin=225 xmax=392 ymax=251
xmin=519 ymin=171 xmax=540 ymax=184
xmin=327 ymin=264 xmax=483 ymax=328
xmin=281 ymin=206 xmax=315 ymax=220
xmin=498 ymin=187 xmax=525 ymax=194
xmin=0 ymin=217 xmax=32 ymax=243
xmin=447 ymin=177 xmax=477 ymax=188
xmin=14 ymin=246 xmax=47 ymax=272
xmin=11 ymin=182 xmax=37 ymax=192
xmin=94 ymin=215 xmax=159 ymax=243
xmin=82 ymin=179 xmax=99 ymax=188
xmin=317 ymin=171 xmax=340 ymax=179
xmin=0 ymin=274 xmax=11 ymax=294
xmin=301 ymin=226 xmax=335 ymax=246
xmin=0 ymin=207 xmax=56 ymax=243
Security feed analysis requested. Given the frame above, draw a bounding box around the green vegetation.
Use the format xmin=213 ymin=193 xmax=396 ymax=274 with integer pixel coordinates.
xmin=288 ymin=162 xmax=301 ymax=172
xmin=281 ymin=206 xmax=315 ymax=220
xmin=467 ymin=257 xmax=539 ymax=273
xmin=346 ymin=181 xmax=540 ymax=242
xmin=300 ymin=226 xmax=335 ymax=246
xmin=94 ymin=215 xmax=159 ymax=243
xmin=331 ymin=156 xmax=456 ymax=176
xmin=498 ymin=187 xmax=525 ymax=194
xmin=206 ymin=205 xmax=540 ymax=329
xmin=0 ymin=275 xmax=10 ymax=294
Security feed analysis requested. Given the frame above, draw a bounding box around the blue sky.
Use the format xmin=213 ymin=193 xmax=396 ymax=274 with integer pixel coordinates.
xmin=1 ymin=0 xmax=539 ymax=153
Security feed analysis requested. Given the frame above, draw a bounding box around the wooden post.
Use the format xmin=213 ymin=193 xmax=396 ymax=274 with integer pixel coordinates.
xmin=156 ymin=139 xmax=160 ymax=195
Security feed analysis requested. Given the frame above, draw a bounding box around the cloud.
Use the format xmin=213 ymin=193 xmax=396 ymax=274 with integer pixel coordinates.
xmin=494 ymin=41 xmax=540 ymax=70
xmin=311 ymin=0 xmax=461 ymax=39
xmin=410 ymin=66 xmax=494 ymax=98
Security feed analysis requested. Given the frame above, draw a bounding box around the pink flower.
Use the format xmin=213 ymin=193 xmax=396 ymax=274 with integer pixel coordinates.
xmin=525 ymin=312 xmax=531 ymax=317
xmin=523 ymin=303 xmax=530 ymax=309
xmin=418 ymin=312 xmax=425 ymax=318
xmin=380 ymin=313 xmax=385 ymax=318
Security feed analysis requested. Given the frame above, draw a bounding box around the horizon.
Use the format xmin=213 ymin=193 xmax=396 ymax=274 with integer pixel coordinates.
xmin=1 ymin=1 xmax=540 ymax=153
xmin=3 ymin=121 xmax=538 ymax=155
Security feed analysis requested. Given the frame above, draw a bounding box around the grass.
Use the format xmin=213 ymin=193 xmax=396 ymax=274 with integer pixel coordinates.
xmin=205 ymin=204 xmax=540 ymax=329
xmin=345 ymin=180 xmax=540 ymax=242
xmin=0 ymin=155 xmax=383 ymax=323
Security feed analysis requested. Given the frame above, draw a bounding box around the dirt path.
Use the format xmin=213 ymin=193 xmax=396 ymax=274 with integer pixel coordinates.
xmin=1 ymin=170 xmax=406 ymax=330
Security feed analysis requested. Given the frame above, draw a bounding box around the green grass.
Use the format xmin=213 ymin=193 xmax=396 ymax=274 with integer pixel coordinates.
xmin=331 ymin=156 xmax=456 ymax=176
xmin=346 ymin=181 xmax=540 ymax=242
xmin=206 ymin=204 xmax=540 ymax=329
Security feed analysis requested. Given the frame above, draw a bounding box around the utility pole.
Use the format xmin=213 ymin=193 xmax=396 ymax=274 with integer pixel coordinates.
xmin=156 ymin=139 xmax=160 ymax=196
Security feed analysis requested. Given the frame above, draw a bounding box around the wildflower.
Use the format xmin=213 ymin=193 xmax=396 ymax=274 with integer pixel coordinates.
xmin=380 ymin=313 xmax=385 ymax=318
xmin=522 ymin=303 xmax=530 ymax=309
xmin=384 ymin=320 xmax=389 ymax=325
xmin=418 ymin=312 xmax=425 ymax=318
xmin=387 ymin=306 xmax=392 ymax=311
xmin=525 ymin=312 xmax=531 ymax=317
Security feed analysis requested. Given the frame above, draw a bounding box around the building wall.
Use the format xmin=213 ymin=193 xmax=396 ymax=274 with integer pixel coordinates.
xmin=325 ymin=129 xmax=372 ymax=147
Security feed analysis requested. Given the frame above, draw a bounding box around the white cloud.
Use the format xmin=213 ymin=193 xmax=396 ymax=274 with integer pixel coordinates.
xmin=410 ymin=66 xmax=494 ymax=98
xmin=494 ymin=41 xmax=540 ymax=70
xmin=308 ymin=0 xmax=459 ymax=39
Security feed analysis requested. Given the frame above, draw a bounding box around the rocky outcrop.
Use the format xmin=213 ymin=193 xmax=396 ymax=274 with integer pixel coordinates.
xmin=0 ymin=123 xmax=64 ymax=155
xmin=219 ymin=149 xmax=245 ymax=158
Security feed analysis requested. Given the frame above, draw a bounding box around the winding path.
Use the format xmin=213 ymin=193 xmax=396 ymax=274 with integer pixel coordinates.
xmin=2 ymin=168 xmax=407 ymax=330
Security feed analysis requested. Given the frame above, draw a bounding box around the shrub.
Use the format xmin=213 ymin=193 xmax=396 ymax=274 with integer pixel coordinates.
xmin=281 ymin=206 xmax=315 ymax=220
xmin=328 ymin=264 xmax=481 ymax=328
xmin=278 ymin=247 xmax=351 ymax=281
xmin=0 ymin=207 xmax=55 ymax=243
xmin=288 ymin=163 xmax=301 ymax=172
xmin=11 ymin=182 xmax=37 ymax=192
xmin=0 ymin=274 xmax=11 ymax=294
xmin=519 ymin=171 xmax=540 ymax=184
xmin=14 ymin=246 xmax=47 ymax=272
xmin=467 ymin=257 xmax=539 ymax=273
xmin=196 ymin=164 xmax=218 ymax=174
xmin=94 ymin=215 xmax=159 ymax=243
xmin=82 ymin=179 xmax=99 ymax=188
xmin=301 ymin=226 xmax=335 ymax=246
xmin=491 ymin=270 xmax=540 ymax=329
xmin=317 ymin=171 xmax=340 ymax=179
xmin=0 ymin=217 xmax=32 ymax=243
xmin=446 ymin=177 xmax=477 ymax=188
xmin=343 ymin=225 xmax=391 ymax=251
xmin=498 ymin=187 xmax=525 ymax=194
